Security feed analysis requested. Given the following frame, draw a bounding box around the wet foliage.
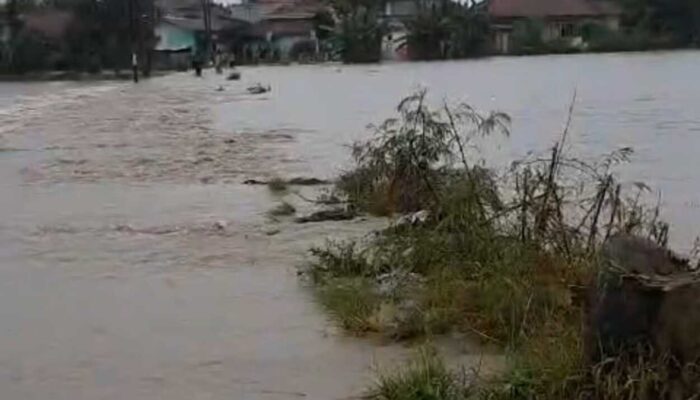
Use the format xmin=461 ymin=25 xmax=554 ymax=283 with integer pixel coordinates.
xmin=332 ymin=5 xmax=385 ymax=63
xmin=1 ymin=0 xmax=155 ymax=74
xmin=302 ymin=90 xmax=693 ymax=399
xmin=399 ymin=1 xmax=491 ymax=60
xmin=368 ymin=347 xmax=474 ymax=400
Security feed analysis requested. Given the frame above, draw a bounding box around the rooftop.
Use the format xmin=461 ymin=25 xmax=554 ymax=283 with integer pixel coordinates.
xmin=488 ymin=0 xmax=622 ymax=19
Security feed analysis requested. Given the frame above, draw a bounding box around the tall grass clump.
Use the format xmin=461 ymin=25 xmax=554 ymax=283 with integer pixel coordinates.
xmin=302 ymin=90 xmax=685 ymax=398
xmin=267 ymin=177 xmax=289 ymax=193
xmin=368 ymin=348 xmax=473 ymax=400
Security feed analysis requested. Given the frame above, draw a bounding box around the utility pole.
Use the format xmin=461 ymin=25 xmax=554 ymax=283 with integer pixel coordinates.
xmin=200 ymin=0 xmax=212 ymax=61
xmin=136 ymin=0 xmax=144 ymax=79
xmin=5 ymin=0 xmax=19 ymax=69
xmin=128 ymin=0 xmax=139 ymax=83
xmin=143 ymin=0 xmax=155 ymax=77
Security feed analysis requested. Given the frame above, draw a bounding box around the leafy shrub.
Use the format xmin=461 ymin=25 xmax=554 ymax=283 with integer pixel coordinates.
xmin=305 ymin=91 xmax=681 ymax=398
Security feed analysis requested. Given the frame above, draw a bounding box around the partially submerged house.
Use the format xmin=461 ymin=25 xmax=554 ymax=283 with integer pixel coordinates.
xmin=488 ymin=0 xmax=622 ymax=53
xmin=381 ymin=0 xmax=418 ymax=61
xmin=154 ymin=16 xmax=205 ymax=69
xmin=231 ymin=0 xmax=327 ymax=62
xmin=154 ymin=0 xmax=248 ymax=69
xmin=380 ymin=0 xmax=443 ymax=61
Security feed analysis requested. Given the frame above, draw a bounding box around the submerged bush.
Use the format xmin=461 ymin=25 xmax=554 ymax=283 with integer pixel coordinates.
xmin=338 ymin=89 xmax=509 ymax=216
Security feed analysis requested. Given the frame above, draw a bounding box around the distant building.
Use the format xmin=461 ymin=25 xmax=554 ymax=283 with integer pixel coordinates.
xmin=21 ymin=9 xmax=75 ymax=41
xmin=380 ymin=0 xmax=440 ymax=61
xmin=154 ymin=0 xmax=248 ymax=69
xmin=383 ymin=0 xmax=433 ymax=21
xmin=231 ymin=0 xmax=326 ymax=62
xmin=488 ymin=0 xmax=622 ymax=54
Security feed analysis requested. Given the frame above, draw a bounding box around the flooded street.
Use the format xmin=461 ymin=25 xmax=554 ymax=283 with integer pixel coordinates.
xmin=1 ymin=50 xmax=700 ymax=399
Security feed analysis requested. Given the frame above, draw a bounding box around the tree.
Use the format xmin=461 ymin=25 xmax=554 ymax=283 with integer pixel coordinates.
xmin=330 ymin=0 xmax=386 ymax=63
xmin=2 ymin=0 xmax=155 ymax=74
xmin=618 ymin=0 xmax=700 ymax=45
xmin=400 ymin=0 xmax=490 ymax=60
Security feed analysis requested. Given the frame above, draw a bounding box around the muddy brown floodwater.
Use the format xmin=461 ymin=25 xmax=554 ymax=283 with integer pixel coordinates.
xmin=2 ymin=51 xmax=700 ymax=399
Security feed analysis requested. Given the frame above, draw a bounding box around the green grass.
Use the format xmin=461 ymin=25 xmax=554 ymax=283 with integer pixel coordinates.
xmin=368 ymin=348 xmax=472 ymax=400
xmin=303 ymin=91 xmax=679 ymax=399
xmin=316 ymin=277 xmax=380 ymax=333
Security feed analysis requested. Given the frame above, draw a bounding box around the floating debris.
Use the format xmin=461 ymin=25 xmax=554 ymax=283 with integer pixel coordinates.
xmin=247 ymin=83 xmax=271 ymax=95
xmin=268 ymin=202 xmax=296 ymax=217
xmin=243 ymin=177 xmax=330 ymax=186
xmin=295 ymin=207 xmax=356 ymax=223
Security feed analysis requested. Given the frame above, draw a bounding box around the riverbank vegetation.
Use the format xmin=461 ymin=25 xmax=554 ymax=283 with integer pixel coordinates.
xmin=301 ymin=91 xmax=694 ymax=398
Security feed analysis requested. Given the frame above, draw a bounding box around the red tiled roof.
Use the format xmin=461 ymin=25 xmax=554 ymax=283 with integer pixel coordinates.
xmin=22 ymin=10 xmax=75 ymax=39
xmin=263 ymin=0 xmax=325 ymax=20
xmin=488 ymin=0 xmax=622 ymax=18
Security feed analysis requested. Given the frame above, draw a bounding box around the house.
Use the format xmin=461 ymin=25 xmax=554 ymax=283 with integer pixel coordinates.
xmin=154 ymin=17 xmax=204 ymax=69
xmin=231 ymin=0 xmax=326 ymax=62
xmin=24 ymin=10 xmax=74 ymax=39
xmin=154 ymin=0 xmax=248 ymax=69
xmin=488 ymin=0 xmax=622 ymax=54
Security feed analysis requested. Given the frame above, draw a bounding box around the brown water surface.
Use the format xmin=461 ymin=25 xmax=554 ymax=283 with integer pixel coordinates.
xmin=2 ymin=51 xmax=700 ymax=399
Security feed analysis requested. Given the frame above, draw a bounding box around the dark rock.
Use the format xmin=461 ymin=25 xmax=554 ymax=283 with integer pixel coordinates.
xmin=295 ymin=208 xmax=356 ymax=224
xmin=227 ymin=72 xmax=241 ymax=81
xmin=585 ymin=234 xmax=700 ymax=364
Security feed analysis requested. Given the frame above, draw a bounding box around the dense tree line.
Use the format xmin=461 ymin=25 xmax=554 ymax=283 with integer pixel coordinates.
xmin=1 ymin=0 xmax=155 ymax=74
xmin=618 ymin=0 xmax=700 ymax=44
xmin=329 ymin=0 xmax=698 ymax=63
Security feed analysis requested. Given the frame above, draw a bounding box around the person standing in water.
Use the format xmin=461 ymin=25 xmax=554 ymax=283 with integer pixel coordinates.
xmin=192 ymin=51 xmax=204 ymax=77
xmin=215 ymin=48 xmax=224 ymax=74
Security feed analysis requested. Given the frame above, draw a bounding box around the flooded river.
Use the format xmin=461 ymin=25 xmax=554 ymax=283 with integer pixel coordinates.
xmin=1 ymin=50 xmax=700 ymax=399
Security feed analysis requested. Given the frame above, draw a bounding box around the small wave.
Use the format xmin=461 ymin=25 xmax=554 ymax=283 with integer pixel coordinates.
xmin=0 ymin=83 xmax=123 ymax=119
